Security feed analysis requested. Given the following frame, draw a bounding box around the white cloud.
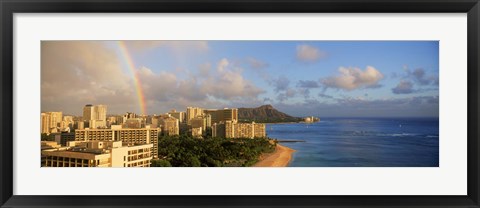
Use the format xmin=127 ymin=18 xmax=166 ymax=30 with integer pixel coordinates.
xmin=136 ymin=67 xmax=179 ymax=102
xmin=201 ymin=59 xmax=265 ymax=100
xmin=217 ymin=58 xmax=229 ymax=72
xmin=135 ymin=59 xmax=265 ymax=108
xmin=321 ymin=66 xmax=384 ymax=90
xmin=42 ymin=42 xmax=263 ymax=115
xmin=296 ymin=44 xmax=325 ymax=62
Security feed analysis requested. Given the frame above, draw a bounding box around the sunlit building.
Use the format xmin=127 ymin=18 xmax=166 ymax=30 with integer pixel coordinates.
xmin=107 ymin=116 xmax=123 ymax=127
xmin=225 ymin=120 xmax=235 ymax=138
xmin=254 ymin=123 xmax=266 ymax=138
xmin=159 ymin=116 xmax=180 ymax=136
xmin=61 ymin=116 xmax=74 ymax=129
xmin=49 ymin=112 xmax=63 ymax=128
xmin=212 ymin=121 xmax=266 ymax=139
xmin=234 ymin=122 xmax=255 ymax=138
xmin=151 ymin=115 xmax=161 ymax=128
xmin=124 ymin=118 xmax=143 ymax=129
xmin=145 ymin=115 xmax=154 ymax=125
xmin=74 ymin=125 xmax=159 ymax=158
xmin=169 ymin=109 xmax=186 ymax=123
xmin=123 ymin=112 xmax=137 ymax=120
xmin=186 ymin=107 xmax=204 ymax=125
xmin=41 ymin=112 xmax=63 ymax=134
xmin=83 ymin=104 xmax=107 ymax=129
xmin=191 ymin=116 xmax=206 ymax=130
xmin=75 ymin=121 xmax=85 ymax=130
xmin=303 ymin=116 xmax=320 ymax=123
xmin=41 ymin=113 xmax=50 ymax=134
xmin=42 ymin=141 xmax=153 ymax=167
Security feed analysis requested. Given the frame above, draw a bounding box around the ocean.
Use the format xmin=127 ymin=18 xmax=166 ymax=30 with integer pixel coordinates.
xmin=266 ymin=117 xmax=439 ymax=167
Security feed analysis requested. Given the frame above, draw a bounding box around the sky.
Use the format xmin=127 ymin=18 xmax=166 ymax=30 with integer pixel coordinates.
xmin=41 ymin=41 xmax=439 ymax=117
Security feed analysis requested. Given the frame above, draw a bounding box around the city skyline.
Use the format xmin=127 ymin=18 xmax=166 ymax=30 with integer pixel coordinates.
xmin=41 ymin=103 xmax=269 ymax=167
xmin=41 ymin=41 xmax=439 ymax=117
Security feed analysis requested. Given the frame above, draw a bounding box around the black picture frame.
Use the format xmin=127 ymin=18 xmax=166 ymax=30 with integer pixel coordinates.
xmin=1 ymin=0 xmax=479 ymax=207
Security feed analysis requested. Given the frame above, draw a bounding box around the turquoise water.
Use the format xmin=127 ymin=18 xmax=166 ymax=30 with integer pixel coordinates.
xmin=266 ymin=117 xmax=439 ymax=167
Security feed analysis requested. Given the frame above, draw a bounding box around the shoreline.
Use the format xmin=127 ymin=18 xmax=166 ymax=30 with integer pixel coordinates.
xmin=253 ymin=144 xmax=296 ymax=167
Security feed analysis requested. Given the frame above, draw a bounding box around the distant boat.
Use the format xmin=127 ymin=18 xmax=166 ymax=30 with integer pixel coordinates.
xmin=399 ymin=124 xmax=402 ymax=128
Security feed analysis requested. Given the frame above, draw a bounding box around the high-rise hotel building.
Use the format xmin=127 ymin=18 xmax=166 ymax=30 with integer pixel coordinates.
xmin=169 ymin=109 xmax=186 ymax=123
xmin=158 ymin=117 xmax=180 ymax=136
xmin=41 ymin=113 xmax=50 ymax=134
xmin=204 ymin=108 xmax=238 ymax=125
xmin=41 ymin=111 xmax=63 ymax=134
xmin=186 ymin=107 xmax=204 ymax=125
xmin=212 ymin=121 xmax=266 ymax=139
xmin=74 ymin=125 xmax=159 ymax=159
xmin=83 ymin=104 xmax=107 ymax=128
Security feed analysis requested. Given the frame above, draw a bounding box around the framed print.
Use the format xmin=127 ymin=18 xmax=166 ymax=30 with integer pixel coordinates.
xmin=1 ymin=0 xmax=479 ymax=207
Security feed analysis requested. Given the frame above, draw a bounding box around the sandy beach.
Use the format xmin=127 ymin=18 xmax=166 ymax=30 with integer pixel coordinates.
xmin=253 ymin=144 xmax=296 ymax=167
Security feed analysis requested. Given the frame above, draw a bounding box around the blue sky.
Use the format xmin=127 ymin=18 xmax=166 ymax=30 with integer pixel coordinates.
xmin=42 ymin=41 xmax=439 ymax=117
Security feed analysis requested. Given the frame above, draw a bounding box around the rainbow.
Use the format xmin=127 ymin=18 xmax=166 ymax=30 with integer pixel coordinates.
xmin=117 ymin=41 xmax=147 ymax=115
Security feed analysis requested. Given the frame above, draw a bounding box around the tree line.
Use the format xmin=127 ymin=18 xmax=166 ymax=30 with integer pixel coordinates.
xmin=152 ymin=135 xmax=277 ymax=167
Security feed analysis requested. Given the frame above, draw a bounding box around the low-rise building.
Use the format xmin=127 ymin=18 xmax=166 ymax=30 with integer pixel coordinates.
xmin=42 ymin=141 xmax=153 ymax=167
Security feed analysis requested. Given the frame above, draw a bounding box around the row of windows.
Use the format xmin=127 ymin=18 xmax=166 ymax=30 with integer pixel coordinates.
xmin=126 ymin=160 xmax=150 ymax=167
xmin=127 ymin=148 xmax=150 ymax=155
xmin=119 ymin=131 xmax=147 ymax=134
xmin=127 ymin=153 xmax=151 ymax=161
xmin=46 ymin=156 xmax=90 ymax=163
xmin=45 ymin=161 xmax=90 ymax=167
xmin=87 ymin=132 xmax=113 ymax=134
xmin=45 ymin=158 xmax=111 ymax=167
xmin=119 ymin=138 xmax=148 ymax=141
